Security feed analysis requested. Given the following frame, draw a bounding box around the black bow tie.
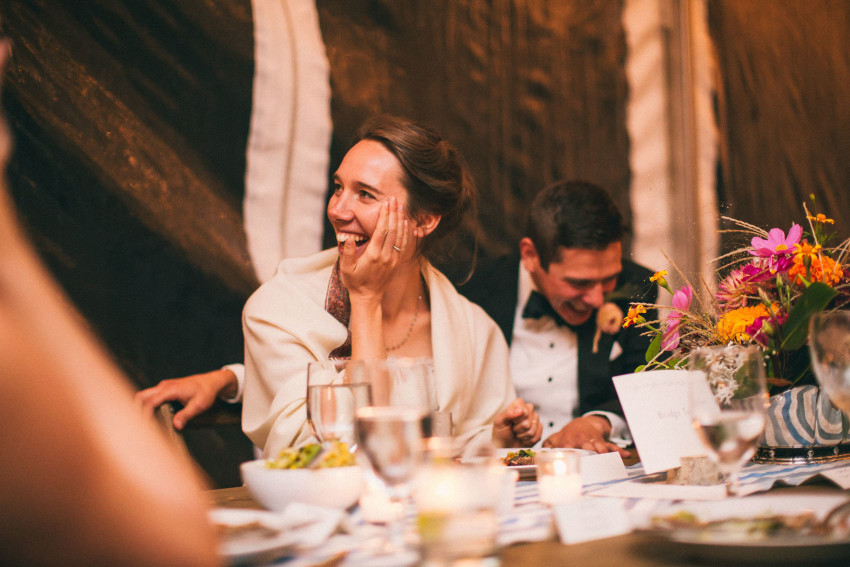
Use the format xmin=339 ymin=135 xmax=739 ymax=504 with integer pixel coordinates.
xmin=521 ymin=290 xmax=571 ymax=327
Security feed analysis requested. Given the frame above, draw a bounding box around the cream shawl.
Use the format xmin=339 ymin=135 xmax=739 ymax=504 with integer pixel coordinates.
xmin=241 ymin=248 xmax=516 ymax=457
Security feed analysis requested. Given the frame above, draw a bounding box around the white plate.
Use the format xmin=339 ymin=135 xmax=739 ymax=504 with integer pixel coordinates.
xmin=210 ymin=508 xmax=299 ymax=565
xmin=642 ymin=493 xmax=850 ymax=562
xmin=493 ymin=447 xmax=595 ymax=479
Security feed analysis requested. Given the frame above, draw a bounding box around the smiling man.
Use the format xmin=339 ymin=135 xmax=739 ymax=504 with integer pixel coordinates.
xmin=460 ymin=180 xmax=657 ymax=455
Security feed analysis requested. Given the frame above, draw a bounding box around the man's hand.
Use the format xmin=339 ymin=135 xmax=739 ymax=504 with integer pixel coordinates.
xmin=493 ymin=398 xmax=542 ymax=447
xmin=542 ymin=415 xmax=630 ymax=457
xmin=135 ymin=368 xmax=238 ymax=430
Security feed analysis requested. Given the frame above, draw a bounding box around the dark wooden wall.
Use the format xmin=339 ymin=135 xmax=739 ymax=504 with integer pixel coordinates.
xmin=709 ymin=0 xmax=850 ymax=251
xmin=316 ymin=0 xmax=632 ymax=276
xmin=1 ymin=0 xmax=255 ymax=384
xmin=1 ymin=0 xmax=257 ymax=487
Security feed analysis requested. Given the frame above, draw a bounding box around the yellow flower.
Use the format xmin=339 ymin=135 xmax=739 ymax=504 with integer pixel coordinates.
xmin=793 ymin=240 xmax=822 ymax=261
xmin=807 ymin=213 xmax=835 ymax=224
xmin=622 ymin=304 xmax=646 ymax=328
xmin=715 ymin=304 xmax=772 ymax=343
xmin=649 ymin=270 xmax=671 ymax=293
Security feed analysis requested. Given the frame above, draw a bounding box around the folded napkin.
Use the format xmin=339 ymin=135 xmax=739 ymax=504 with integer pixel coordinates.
xmin=280 ymin=503 xmax=347 ymax=548
xmin=210 ymin=502 xmax=346 ymax=565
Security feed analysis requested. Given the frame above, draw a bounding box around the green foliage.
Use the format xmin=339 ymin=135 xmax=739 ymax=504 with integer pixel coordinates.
xmin=781 ymin=282 xmax=837 ymax=351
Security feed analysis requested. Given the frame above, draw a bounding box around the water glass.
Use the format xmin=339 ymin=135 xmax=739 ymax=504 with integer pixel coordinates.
xmin=306 ymin=360 xmax=370 ymax=448
xmin=809 ymin=311 xmax=850 ymax=412
xmin=688 ymin=344 xmax=768 ymax=495
xmin=349 ymin=358 xmax=435 ymax=560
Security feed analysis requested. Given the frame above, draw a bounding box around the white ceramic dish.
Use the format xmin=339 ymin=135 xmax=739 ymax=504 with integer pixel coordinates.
xmin=642 ymin=493 xmax=850 ymax=563
xmin=210 ymin=508 xmax=297 ymax=565
xmin=240 ymin=459 xmax=363 ymax=511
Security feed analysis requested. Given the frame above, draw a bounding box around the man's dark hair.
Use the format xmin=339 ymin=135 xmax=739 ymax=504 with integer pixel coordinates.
xmin=526 ymin=180 xmax=625 ymax=270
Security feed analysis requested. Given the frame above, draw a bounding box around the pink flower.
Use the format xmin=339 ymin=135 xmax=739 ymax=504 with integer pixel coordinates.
xmin=661 ymin=285 xmax=693 ymax=351
xmin=750 ymin=224 xmax=802 ymax=273
xmin=716 ymin=268 xmax=757 ymax=309
xmin=745 ymin=310 xmax=787 ymax=347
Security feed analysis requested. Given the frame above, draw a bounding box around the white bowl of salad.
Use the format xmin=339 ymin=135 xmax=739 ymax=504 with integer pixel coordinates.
xmin=240 ymin=442 xmax=363 ymax=511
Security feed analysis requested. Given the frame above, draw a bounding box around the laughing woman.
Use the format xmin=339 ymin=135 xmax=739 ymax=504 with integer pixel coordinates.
xmin=242 ymin=115 xmax=540 ymax=457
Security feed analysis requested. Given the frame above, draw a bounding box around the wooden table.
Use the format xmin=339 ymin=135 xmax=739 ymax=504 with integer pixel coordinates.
xmin=208 ymin=482 xmax=850 ymax=566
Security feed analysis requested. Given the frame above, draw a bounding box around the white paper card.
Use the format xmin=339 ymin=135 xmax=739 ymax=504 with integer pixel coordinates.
xmin=552 ymin=498 xmax=632 ymax=544
xmin=821 ymin=467 xmax=850 ymax=490
xmin=590 ymin=479 xmax=727 ymax=501
xmin=613 ymin=370 xmax=718 ymax=474
xmin=579 ymin=452 xmax=628 ymax=485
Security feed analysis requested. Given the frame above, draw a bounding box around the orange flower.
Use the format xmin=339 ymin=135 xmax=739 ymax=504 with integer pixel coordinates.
xmin=716 ymin=304 xmax=772 ymax=343
xmin=806 ymin=213 xmax=835 ymax=224
xmin=622 ymin=304 xmax=647 ymax=328
xmin=789 ymin=241 xmax=843 ymax=286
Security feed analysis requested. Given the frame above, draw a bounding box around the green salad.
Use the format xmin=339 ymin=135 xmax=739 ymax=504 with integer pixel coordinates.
xmin=265 ymin=441 xmax=355 ymax=469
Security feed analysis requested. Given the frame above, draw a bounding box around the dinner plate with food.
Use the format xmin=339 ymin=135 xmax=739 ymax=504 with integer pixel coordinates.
xmin=494 ymin=447 xmax=595 ymax=480
xmin=639 ymin=493 xmax=850 ymax=562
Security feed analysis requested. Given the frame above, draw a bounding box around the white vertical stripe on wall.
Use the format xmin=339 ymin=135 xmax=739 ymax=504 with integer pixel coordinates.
xmin=244 ymin=0 xmax=332 ymax=283
xmin=623 ymin=0 xmax=718 ymax=294
xmin=624 ymin=0 xmax=675 ymax=278
xmin=688 ymin=0 xmax=720 ymax=292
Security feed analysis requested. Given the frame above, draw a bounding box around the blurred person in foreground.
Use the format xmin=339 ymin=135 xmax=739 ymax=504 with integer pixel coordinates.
xmin=0 ymin=43 xmax=219 ymax=566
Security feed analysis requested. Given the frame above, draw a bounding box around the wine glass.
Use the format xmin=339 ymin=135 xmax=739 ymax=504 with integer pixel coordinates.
xmin=809 ymin=311 xmax=850 ymax=412
xmin=306 ymin=360 xmax=371 ymax=449
xmin=349 ymin=358 xmax=435 ymax=560
xmin=688 ymin=344 xmax=769 ymax=496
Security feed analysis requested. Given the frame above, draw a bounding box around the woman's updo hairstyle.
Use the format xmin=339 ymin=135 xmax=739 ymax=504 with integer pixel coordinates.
xmin=354 ymin=115 xmax=477 ymax=265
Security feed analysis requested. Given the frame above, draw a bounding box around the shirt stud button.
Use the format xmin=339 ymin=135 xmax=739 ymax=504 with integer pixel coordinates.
xmin=548 ymin=377 xmax=553 ymax=382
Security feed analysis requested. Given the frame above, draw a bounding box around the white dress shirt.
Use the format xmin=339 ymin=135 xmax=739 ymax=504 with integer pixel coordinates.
xmin=509 ymin=265 xmax=628 ymax=445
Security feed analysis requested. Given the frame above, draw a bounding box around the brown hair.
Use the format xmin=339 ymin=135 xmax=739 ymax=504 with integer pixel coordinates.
xmin=355 ymin=115 xmax=477 ymax=268
xmin=526 ymin=180 xmax=625 ymax=270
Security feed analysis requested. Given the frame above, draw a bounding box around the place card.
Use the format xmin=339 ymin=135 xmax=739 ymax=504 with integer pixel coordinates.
xmin=590 ymin=478 xmax=727 ymax=501
xmin=821 ymin=466 xmax=850 ymax=489
xmin=613 ymin=369 xmax=717 ymax=474
xmin=552 ymin=498 xmax=632 ymax=544
xmin=580 ymin=452 xmax=628 ymax=485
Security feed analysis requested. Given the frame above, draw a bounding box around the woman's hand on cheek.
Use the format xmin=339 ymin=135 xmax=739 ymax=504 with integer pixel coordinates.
xmin=340 ymin=198 xmax=407 ymax=300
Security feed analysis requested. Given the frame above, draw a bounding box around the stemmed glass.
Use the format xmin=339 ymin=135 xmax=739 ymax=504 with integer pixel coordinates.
xmin=349 ymin=358 xmax=435 ymax=560
xmin=306 ymin=360 xmax=371 ymax=449
xmin=688 ymin=344 xmax=769 ymax=496
xmin=809 ymin=311 xmax=850 ymax=413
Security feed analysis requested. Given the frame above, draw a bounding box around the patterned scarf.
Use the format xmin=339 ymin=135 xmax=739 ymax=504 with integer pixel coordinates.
xmin=325 ymin=260 xmax=351 ymax=359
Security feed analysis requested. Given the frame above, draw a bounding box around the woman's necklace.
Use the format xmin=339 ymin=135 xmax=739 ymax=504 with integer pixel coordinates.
xmin=385 ymin=294 xmax=422 ymax=352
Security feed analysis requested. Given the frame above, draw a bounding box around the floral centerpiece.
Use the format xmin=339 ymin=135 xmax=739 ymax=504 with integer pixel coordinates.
xmin=623 ymin=200 xmax=850 ymax=461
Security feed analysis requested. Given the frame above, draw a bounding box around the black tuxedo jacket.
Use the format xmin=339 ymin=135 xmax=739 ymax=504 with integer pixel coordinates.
xmin=458 ymin=252 xmax=657 ymax=418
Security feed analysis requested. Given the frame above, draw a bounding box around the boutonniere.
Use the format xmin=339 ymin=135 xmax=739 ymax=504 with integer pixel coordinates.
xmin=593 ymin=302 xmax=623 ymax=353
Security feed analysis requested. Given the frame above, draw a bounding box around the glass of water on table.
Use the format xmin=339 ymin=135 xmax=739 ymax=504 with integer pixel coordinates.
xmin=306 ymin=360 xmax=371 ymax=449
xmin=688 ymin=344 xmax=769 ymax=496
xmin=348 ymin=357 xmax=435 ymax=562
